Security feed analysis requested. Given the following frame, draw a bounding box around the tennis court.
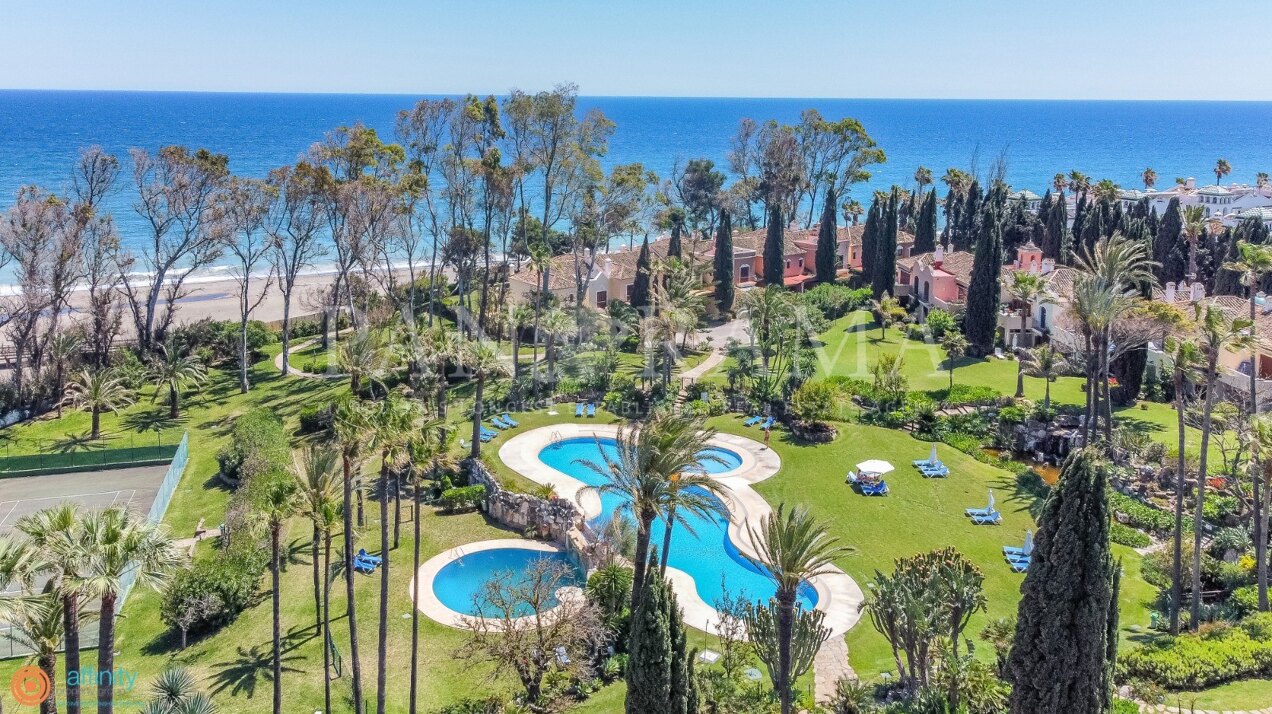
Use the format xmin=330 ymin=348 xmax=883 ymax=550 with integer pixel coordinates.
xmin=0 ymin=463 xmax=169 ymax=536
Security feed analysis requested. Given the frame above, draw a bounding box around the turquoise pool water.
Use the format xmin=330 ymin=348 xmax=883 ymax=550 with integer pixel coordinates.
xmin=538 ymin=436 xmax=817 ymax=609
xmin=432 ymin=548 xmax=584 ymax=616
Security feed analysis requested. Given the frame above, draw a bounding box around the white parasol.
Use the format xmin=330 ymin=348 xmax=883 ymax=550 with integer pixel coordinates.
xmin=856 ymin=459 xmax=895 ymax=476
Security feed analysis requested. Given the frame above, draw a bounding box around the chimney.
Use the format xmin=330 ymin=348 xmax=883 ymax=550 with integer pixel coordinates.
xmin=1039 ymin=258 xmax=1054 ymax=275
xmin=602 ymin=258 xmax=613 ymax=276
xmin=1190 ymin=282 xmax=1205 ymax=301
xmin=1186 ymin=177 xmax=1196 ymax=189
xmin=1165 ymin=282 xmax=1176 ymax=302
xmin=933 ymin=243 xmax=945 ymax=270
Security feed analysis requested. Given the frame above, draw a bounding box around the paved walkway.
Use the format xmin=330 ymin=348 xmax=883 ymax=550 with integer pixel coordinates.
xmin=273 ymin=337 xmax=347 ymax=380
xmin=813 ymin=635 xmax=856 ymax=703
xmin=1139 ymin=705 xmax=1272 ymax=714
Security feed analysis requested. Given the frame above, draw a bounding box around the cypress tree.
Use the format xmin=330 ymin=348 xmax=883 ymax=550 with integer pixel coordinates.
xmin=914 ymin=189 xmax=937 ymax=253
xmin=1071 ymin=193 xmax=1089 ymax=250
xmin=1209 ymin=226 xmax=1241 ymax=295
xmin=630 ymin=234 xmax=652 ymax=311
xmin=956 ymin=179 xmax=982 ymax=251
xmin=1007 ymin=448 xmax=1116 ymax=714
xmin=1154 ymin=198 xmax=1186 ymax=285
xmin=860 ymin=197 xmax=881 ymax=285
xmin=667 ymin=586 xmax=694 ymax=714
xmin=814 ymin=186 xmax=839 ymax=284
xmin=712 ymin=211 xmax=735 ymax=315
xmin=963 ymin=201 xmax=1003 ymax=356
xmin=1078 ymin=199 xmax=1105 ymax=257
xmin=763 ymin=204 xmax=785 ymax=287
xmin=1042 ymin=192 xmax=1068 ymax=260
xmin=626 ymin=557 xmax=695 ymax=714
xmin=667 ymin=216 xmax=683 ymax=260
xmin=941 ymin=187 xmax=959 ymax=245
xmin=872 ymin=189 xmax=899 ymax=298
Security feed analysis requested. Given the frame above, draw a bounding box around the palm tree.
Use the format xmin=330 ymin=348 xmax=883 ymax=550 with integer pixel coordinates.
xmin=149 ymin=341 xmax=207 ymax=419
xmin=841 ymin=199 xmax=864 ymax=226
xmin=942 ymin=332 xmax=969 ymax=390
xmin=463 ymin=341 xmax=508 ymax=459
xmin=259 ymin=474 xmax=298 ymax=714
xmin=656 ymin=461 xmax=728 ymax=575
xmin=1052 ymin=173 xmax=1067 ymax=195
xmin=1251 ymin=415 xmax=1272 ymax=618
xmin=1068 ymin=170 xmax=1091 ymax=196
xmin=1214 ymin=158 xmax=1232 ymax=185
xmin=337 ymin=328 xmax=387 ymax=398
xmin=15 ymin=504 xmax=91 ymax=713
xmin=82 ymin=506 xmax=183 ymax=714
xmin=363 ymin=394 xmax=417 ymax=714
xmin=62 ymin=368 xmax=135 ymax=439
xmin=0 ymin=592 xmax=67 ymax=714
xmin=1189 ymin=302 xmax=1252 ymax=629
xmin=509 ymin=301 xmax=534 ymax=379
xmin=48 ymin=331 xmax=83 ymax=418
xmin=291 ymin=444 xmax=342 ymax=714
xmin=144 ymin=667 xmax=216 ymax=714
xmin=914 ymin=165 xmax=932 ymax=200
xmin=1258 ymin=172 xmax=1269 ymax=190
xmin=575 ymin=412 xmax=720 ymax=613
xmin=1142 ymin=167 xmax=1158 ymax=190
xmin=1181 ymin=205 xmax=1207 ymax=284
xmin=1092 ymin=179 xmax=1120 ymax=203
xmin=1225 ymin=240 xmax=1272 ymax=611
xmin=419 ymin=324 xmax=460 ymax=419
xmin=744 ymin=504 xmax=848 ymax=714
xmin=1002 ymin=272 xmax=1051 ymax=396
xmin=1020 ymin=344 xmax=1068 ymax=412
xmin=540 ymin=307 xmax=573 ymax=389
xmin=332 ymin=399 xmax=368 ymax=714
xmin=407 ymin=419 xmax=451 ymax=714
xmin=1163 ymin=334 xmax=1203 ymax=634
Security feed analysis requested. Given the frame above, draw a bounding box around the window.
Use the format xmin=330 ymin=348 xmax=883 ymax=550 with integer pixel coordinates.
xmin=595 ymin=290 xmax=608 ymax=309
xmin=1039 ymin=307 xmax=1048 ymax=329
xmin=740 ymin=264 xmax=751 ymax=281
xmin=785 ymin=260 xmax=791 ymax=268
xmin=625 ymin=284 xmax=633 ymax=300
xmin=922 ymin=282 xmax=930 ymax=302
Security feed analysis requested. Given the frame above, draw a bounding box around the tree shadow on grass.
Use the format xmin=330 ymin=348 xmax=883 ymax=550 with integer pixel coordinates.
xmin=1113 ymin=414 xmax=1168 ymax=436
xmin=47 ymin=432 xmax=109 ymax=453
xmin=209 ymin=643 xmax=306 ymax=698
xmin=121 ymin=407 xmax=187 ymax=435
xmin=997 ymin=471 xmax=1047 ymax=522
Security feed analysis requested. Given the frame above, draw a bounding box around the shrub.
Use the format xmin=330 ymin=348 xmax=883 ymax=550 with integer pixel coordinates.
xmin=439 ymin=485 xmax=486 ymax=512
xmin=161 ymin=548 xmax=267 ymax=644
xmin=1109 ymin=491 xmax=1191 ymax=535
xmin=925 ymin=309 xmax=957 ymax=339
xmin=802 ymin=284 xmax=871 ymax=320
xmin=933 ymin=383 xmax=1001 ymax=407
xmin=1110 ymin=522 xmax=1151 ymax=548
xmin=790 ymin=380 xmax=837 ymax=425
xmin=1117 ymin=622 xmax=1272 ymax=689
xmin=430 ymin=696 xmax=508 ymax=714
xmin=1203 ymin=495 xmax=1241 ymax=525
xmin=216 ymin=408 xmax=289 ymax=484
xmin=905 ymin=323 xmax=926 ymax=341
xmin=1231 ymin=586 xmax=1260 ymax=616
xmin=297 ymin=403 xmax=334 ymax=434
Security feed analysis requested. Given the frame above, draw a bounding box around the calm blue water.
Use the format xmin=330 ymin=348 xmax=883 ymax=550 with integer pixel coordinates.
xmin=538 ymin=436 xmax=817 ymax=609
xmin=3 ymin=90 xmax=1272 ymax=261
xmin=432 ymin=547 xmax=584 ymax=617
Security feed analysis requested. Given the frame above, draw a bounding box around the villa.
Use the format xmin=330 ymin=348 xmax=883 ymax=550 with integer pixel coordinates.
xmin=1107 ymin=177 xmax=1272 ymax=228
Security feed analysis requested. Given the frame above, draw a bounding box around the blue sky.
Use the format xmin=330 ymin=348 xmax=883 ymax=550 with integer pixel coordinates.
xmin=5 ymin=0 xmax=1271 ymax=99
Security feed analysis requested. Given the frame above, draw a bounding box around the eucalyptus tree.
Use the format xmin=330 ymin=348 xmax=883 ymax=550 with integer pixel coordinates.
xmin=397 ymin=97 xmax=458 ymax=326
xmin=267 ymin=162 xmax=329 ymax=373
xmin=792 ymin=109 xmax=884 ymax=227
xmin=74 ymin=150 xmax=126 ymax=368
xmin=222 ymin=176 xmax=277 ymax=393
xmin=1225 ymin=240 xmax=1272 ymax=610
xmin=744 ymin=504 xmax=848 ymax=714
xmin=123 ymin=146 xmax=230 ymax=354
xmin=669 ymin=157 xmax=726 ymax=243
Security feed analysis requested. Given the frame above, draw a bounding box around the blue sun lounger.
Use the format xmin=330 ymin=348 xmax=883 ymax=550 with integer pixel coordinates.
xmin=760 ymin=416 xmax=775 ymax=430
xmin=490 ymin=416 xmax=512 ymax=429
xmin=1003 ymin=545 xmax=1028 ymax=557
xmin=587 ymin=403 xmax=596 ymax=417
xmin=912 ymin=458 xmax=939 ymax=468
xmin=1008 ymin=556 xmax=1031 ymax=573
xmin=357 ymin=548 xmax=383 ymax=565
xmin=353 ymin=555 xmax=378 ymax=574
xmin=479 ymin=426 xmax=498 ymax=441
xmin=965 ymin=504 xmax=993 ymax=517
xmin=920 ymin=465 xmax=949 ymax=478
xmin=501 ymin=413 xmax=520 ymax=427
xmin=743 ymin=415 xmax=762 ymax=427
xmin=575 ymin=403 xmax=585 ymax=417
xmin=861 ymin=480 xmax=889 ymax=496
xmin=970 ymin=510 xmax=1001 ymax=525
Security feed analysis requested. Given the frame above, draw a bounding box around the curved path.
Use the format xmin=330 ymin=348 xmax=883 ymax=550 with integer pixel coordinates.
xmin=273 ymin=337 xmax=347 ymax=380
xmin=493 ymin=423 xmax=865 ymax=638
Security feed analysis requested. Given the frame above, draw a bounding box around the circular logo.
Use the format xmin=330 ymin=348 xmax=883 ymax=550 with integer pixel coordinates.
xmin=10 ymin=665 xmax=51 ymax=706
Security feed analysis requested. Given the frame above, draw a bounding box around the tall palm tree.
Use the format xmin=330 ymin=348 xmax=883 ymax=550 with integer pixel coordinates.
xmin=363 ymin=394 xmax=418 ymax=714
xmin=149 ymin=341 xmax=207 ymax=419
xmin=1225 ymin=240 xmax=1272 ymax=611
xmin=540 ymin=307 xmax=573 ymax=389
xmin=1181 ymin=205 xmax=1207 ymax=285
xmin=1258 ymin=172 xmax=1269 ymax=190
xmin=337 ymin=328 xmax=387 ymax=398
xmin=1189 ymin=302 xmax=1252 ymax=629
xmin=1142 ymin=167 xmax=1158 ymax=190
xmin=1214 ymin=158 xmax=1232 ymax=185
xmin=1252 ymin=415 xmax=1272 ymax=618
xmin=1068 ymin=170 xmax=1091 ymax=196
xmin=656 ymin=458 xmax=729 ymax=575
xmin=82 ymin=506 xmax=183 ymax=714
xmin=332 ymin=399 xmax=368 ymax=714
xmin=418 ymin=324 xmax=460 ymax=419
xmin=841 ymin=199 xmax=863 ymax=226
xmin=1163 ymin=334 xmax=1203 ymax=634
xmin=464 ymin=341 xmax=508 ymax=459
xmin=62 ymin=368 xmax=135 ymax=440
xmin=0 ymin=592 xmax=67 ymax=714
xmin=744 ymin=504 xmax=848 ymax=714
xmin=48 ymin=331 xmax=83 ymax=418
xmin=292 ymin=444 xmax=342 ymax=714
xmin=407 ymin=419 xmax=451 ymax=714
xmin=1001 ymin=272 xmax=1051 ymax=397
xmin=259 ymin=474 xmax=298 ymax=714
xmin=575 ymin=412 xmax=720 ymax=613
xmin=913 ymin=165 xmax=932 ymax=200
xmin=15 ymin=504 xmax=91 ymax=713
xmin=942 ymin=332 xmax=969 ymax=390
xmin=1092 ymin=179 xmax=1120 ymax=203
xmin=1052 ymin=173 xmax=1067 ymax=195
xmin=509 ymin=301 xmax=534 ymax=379
xmin=1020 ymin=344 xmax=1068 ymax=412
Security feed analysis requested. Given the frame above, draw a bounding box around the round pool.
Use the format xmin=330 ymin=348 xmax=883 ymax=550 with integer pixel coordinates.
xmin=431 ymin=547 xmax=584 ymax=617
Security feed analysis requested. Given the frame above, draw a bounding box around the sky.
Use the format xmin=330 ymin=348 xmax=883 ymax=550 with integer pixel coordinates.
xmin=4 ymin=0 xmax=1272 ymax=99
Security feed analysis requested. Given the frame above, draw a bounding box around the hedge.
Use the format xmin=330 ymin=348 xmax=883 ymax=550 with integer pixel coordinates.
xmin=1117 ymin=615 xmax=1272 ymax=689
xmin=1110 ymin=522 xmax=1151 ymax=548
xmin=1109 ymin=491 xmax=1192 ymax=536
xmin=439 ymin=485 xmax=486 ymax=513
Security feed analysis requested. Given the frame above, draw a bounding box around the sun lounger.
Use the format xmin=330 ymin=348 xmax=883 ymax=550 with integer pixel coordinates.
xmin=912 ymin=458 xmax=939 ymax=467
xmin=921 ymin=466 xmax=949 ymax=478
xmin=353 ymin=555 xmax=378 ymax=574
xmin=358 ymin=548 xmax=383 ymax=565
xmin=698 ymin=649 xmax=721 ymax=664
xmin=575 ymin=403 xmax=585 ymax=417
xmin=861 ymin=480 xmax=889 ymax=496
xmin=480 ymin=425 xmax=499 ymax=438
xmin=845 ymin=471 xmax=859 ymax=484
xmin=1009 ymin=558 xmax=1030 ymax=573
xmin=491 ymin=416 xmax=512 ymax=429
xmin=970 ymin=510 xmax=1001 ymax=525
xmin=761 ymin=416 xmax=775 ymax=430
xmin=1003 ymin=545 xmax=1028 ymax=556
xmin=743 ymin=415 xmax=762 ymax=427
xmin=501 ymin=413 xmax=519 ymax=427
xmin=587 ymin=403 xmax=596 ymax=417
xmin=965 ymin=504 xmax=993 ymax=517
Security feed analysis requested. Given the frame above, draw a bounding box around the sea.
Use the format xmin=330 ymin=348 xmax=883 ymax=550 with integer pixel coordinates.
xmin=1 ymin=90 xmax=1271 ymax=282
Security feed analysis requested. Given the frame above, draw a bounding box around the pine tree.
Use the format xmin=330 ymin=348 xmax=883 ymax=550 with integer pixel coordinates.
xmin=872 ymin=189 xmax=899 ymax=298
xmin=963 ymin=201 xmax=1003 ymax=355
xmin=914 ymin=189 xmax=937 ymax=253
xmin=1042 ymin=192 xmax=1068 ymax=260
xmin=713 ymin=212 xmax=735 ymax=315
xmin=626 ymin=557 xmax=695 ymax=714
xmin=1007 ymin=449 xmax=1116 ymax=714
xmin=763 ymin=204 xmax=785 ymax=287
xmin=1154 ymin=198 xmax=1186 ymax=285
xmin=860 ymin=197 xmax=881 ymax=285
xmin=814 ymin=186 xmax=839 ymax=284
xmin=630 ymin=234 xmax=652 ymax=310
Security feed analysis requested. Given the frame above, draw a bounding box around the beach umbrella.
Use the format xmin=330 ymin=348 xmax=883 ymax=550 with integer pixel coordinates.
xmin=1022 ymin=529 xmax=1033 ymax=556
xmin=928 ymin=443 xmax=938 ymax=464
xmin=856 ymin=459 xmax=894 ymax=475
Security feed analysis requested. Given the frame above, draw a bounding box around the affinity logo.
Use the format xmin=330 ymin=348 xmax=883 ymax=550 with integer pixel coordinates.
xmin=9 ymin=665 xmax=51 ymax=706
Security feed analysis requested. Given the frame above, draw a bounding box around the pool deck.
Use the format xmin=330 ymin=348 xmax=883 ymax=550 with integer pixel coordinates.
xmin=410 ymin=538 xmax=582 ymax=629
xmin=491 ymin=423 xmax=864 ymax=637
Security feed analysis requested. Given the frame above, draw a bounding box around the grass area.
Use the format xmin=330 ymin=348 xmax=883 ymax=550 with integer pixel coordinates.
xmin=285 ymin=339 xmax=332 ymax=373
xmin=1168 ymin=677 xmax=1272 ymax=710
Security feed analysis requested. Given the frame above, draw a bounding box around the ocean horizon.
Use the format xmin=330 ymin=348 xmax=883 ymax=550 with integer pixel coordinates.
xmin=2 ymin=89 xmax=1271 ymax=279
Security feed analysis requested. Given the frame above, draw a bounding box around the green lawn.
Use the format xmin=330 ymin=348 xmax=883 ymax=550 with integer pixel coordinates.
xmin=286 ymin=339 xmax=332 ymax=373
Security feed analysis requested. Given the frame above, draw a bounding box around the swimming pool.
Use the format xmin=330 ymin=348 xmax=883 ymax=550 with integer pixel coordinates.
xmin=431 ymin=547 xmax=584 ymax=617
xmin=537 ymin=436 xmax=817 ymax=609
